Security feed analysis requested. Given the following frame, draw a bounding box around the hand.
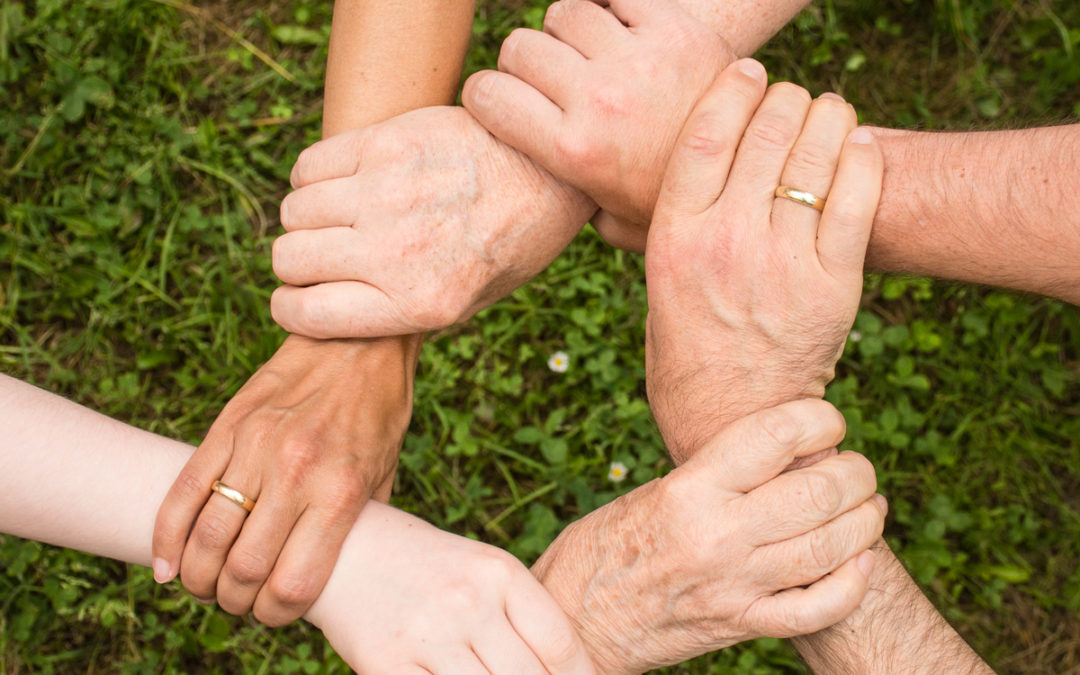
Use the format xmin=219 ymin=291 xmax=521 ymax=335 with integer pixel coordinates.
xmin=644 ymin=60 xmax=884 ymax=463
xmin=533 ymin=399 xmax=886 ymax=673
xmin=152 ymin=334 xmax=420 ymax=625
xmin=463 ymin=0 xmax=732 ymax=234
xmin=306 ymin=500 xmax=596 ymax=674
xmin=270 ymin=106 xmax=596 ymax=338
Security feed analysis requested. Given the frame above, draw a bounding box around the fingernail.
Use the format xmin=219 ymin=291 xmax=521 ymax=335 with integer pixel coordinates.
xmin=737 ymin=58 xmax=766 ymax=82
xmin=819 ymin=92 xmax=845 ymax=102
xmin=873 ymin=493 xmax=888 ymax=517
xmin=856 ymin=550 xmax=875 ymax=578
xmin=849 ymin=127 xmax=873 ymax=144
xmin=195 ymin=596 xmax=215 ymax=606
xmin=152 ymin=557 xmax=174 ymax=584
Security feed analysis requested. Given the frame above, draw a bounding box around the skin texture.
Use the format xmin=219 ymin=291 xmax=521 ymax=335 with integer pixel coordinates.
xmin=525 ymin=64 xmax=887 ymax=673
xmin=0 ymin=374 xmax=596 ymax=674
xmin=271 ymin=107 xmax=594 ymax=338
xmin=267 ymin=0 xmax=817 ymax=338
xmin=152 ymin=0 xmax=474 ymax=625
xmin=467 ymin=0 xmax=735 ymax=226
xmin=532 ymin=399 xmax=884 ymax=673
xmin=643 ymin=60 xmax=880 ymax=463
xmin=465 ymin=0 xmax=1080 ymax=303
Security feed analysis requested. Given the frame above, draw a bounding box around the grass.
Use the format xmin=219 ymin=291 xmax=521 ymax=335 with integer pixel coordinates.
xmin=1 ymin=0 xmax=1078 ymax=672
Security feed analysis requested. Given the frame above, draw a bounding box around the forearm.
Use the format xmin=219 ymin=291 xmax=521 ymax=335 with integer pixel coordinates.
xmin=866 ymin=125 xmax=1080 ymax=303
xmin=323 ymin=0 xmax=475 ymax=134
xmin=791 ymin=539 xmax=990 ymax=674
xmin=291 ymin=0 xmax=478 ymax=489
xmin=0 ymin=373 xmax=387 ymax=627
xmin=677 ymin=0 xmax=811 ymax=55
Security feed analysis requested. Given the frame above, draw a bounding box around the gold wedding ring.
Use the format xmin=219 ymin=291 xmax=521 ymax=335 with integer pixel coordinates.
xmin=774 ymin=185 xmax=826 ymax=212
xmin=211 ymin=480 xmax=256 ymax=512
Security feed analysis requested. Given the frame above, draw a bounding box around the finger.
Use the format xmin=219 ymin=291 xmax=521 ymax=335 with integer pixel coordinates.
xmin=462 ymin=70 xmax=562 ymax=171
xmin=651 ymin=58 xmax=768 ymax=222
xmin=152 ymin=430 xmax=233 ymax=583
xmin=498 ymin=28 xmax=586 ymax=106
xmin=179 ymin=463 xmax=261 ymax=601
xmin=272 ymin=228 xmax=369 ymax=286
xmin=721 ymin=81 xmax=813 ymax=230
xmin=215 ymin=490 xmax=298 ymax=615
xmin=682 ymin=399 xmax=847 ymax=493
xmin=755 ymin=494 xmax=887 ymax=588
xmin=252 ymin=505 xmax=359 ymax=626
xmin=544 ymin=0 xmax=627 ymax=58
xmin=472 ymin=625 xmax=548 ymax=675
xmin=746 ymin=550 xmax=875 ymax=638
xmin=279 ymin=177 xmax=363 ymax=232
xmin=591 ymin=209 xmax=646 ymax=254
xmin=270 ymin=282 xmax=406 ymax=339
xmin=740 ymin=450 xmax=878 ymax=545
xmin=505 ymin=576 xmax=596 ymax=674
xmin=771 ymin=93 xmax=857 ymax=252
xmin=816 ymin=126 xmax=883 ymax=280
xmin=289 ymin=128 xmax=370 ymax=188
xmin=605 ymin=0 xmax=676 ymax=28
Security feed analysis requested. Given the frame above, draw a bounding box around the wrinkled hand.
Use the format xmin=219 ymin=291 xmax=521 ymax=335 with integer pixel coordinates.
xmin=152 ymin=334 xmax=419 ymax=625
xmin=533 ymin=399 xmax=886 ymax=673
xmin=270 ymin=106 xmax=595 ymax=338
xmin=306 ymin=500 xmax=596 ymax=674
xmin=463 ymin=0 xmax=732 ymax=248
xmin=644 ymin=60 xmax=884 ymax=463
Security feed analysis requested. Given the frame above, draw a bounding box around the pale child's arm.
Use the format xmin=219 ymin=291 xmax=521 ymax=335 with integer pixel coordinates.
xmin=1 ymin=374 xmax=594 ymax=673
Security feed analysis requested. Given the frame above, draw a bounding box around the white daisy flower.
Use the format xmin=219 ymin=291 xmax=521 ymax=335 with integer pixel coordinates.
xmin=608 ymin=461 xmax=628 ymax=483
xmin=848 ymin=330 xmax=863 ymax=343
xmin=547 ymin=350 xmax=569 ymax=373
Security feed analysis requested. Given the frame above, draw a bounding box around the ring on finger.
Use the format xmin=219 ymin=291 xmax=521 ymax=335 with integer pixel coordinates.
xmin=774 ymin=185 xmax=826 ymax=212
xmin=211 ymin=480 xmax=256 ymax=513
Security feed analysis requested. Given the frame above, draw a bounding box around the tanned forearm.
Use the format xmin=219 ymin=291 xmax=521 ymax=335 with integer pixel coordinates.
xmin=867 ymin=125 xmax=1080 ymax=303
xmin=791 ymin=539 xmax=991 ymax=674
xmin=293 ymin=0 xmax=477 ymax=498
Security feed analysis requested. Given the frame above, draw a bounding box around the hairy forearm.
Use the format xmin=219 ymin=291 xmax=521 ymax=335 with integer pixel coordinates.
xmin=791 ymin=539 xmax=990 ymax=674
xmin=676 ymin=0 xmax=811 ymax=55
xmin=866 ymin=125 xmax=1080 ymax=303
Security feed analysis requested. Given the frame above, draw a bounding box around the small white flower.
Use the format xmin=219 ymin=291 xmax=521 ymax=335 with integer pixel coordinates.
xmin=547 ymin=350 xmax=569 ymax=373
xmin=848 ymin=330 xmax=863 ymax=343
xmin=608 ymin=461 xmax=628 ymax=483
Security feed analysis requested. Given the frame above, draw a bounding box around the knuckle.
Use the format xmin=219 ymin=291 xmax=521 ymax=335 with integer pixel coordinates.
xmin=410 ymin=299 xmax=458 ymax=331
xmin=270 ymin=235 xmax=292 ymax=281
xmin=800 ymin=470 xmax=844 ymax=520
xmin=757 ymin=406 xmax=804 ymax=449
xmin=841 ymin=451 xmax=877 ymax=492
xmin=553 ymin=130 xmax=598 ymax=169
xmin=804 ymin=526 xmax=842 ymax=573
xmin=266 ymin=571 xmax=321 ymax=610
xmin=225 ymin=549 xmax=274 ymax=586
xmin=769 ymin=81 xmax=812 ymax=104
xmin=747 ymin=113 xmax=798 ymax=150
xmin=290 ymin=146 xmax=316 ymax=188
xmin=681 ymin=114 xmax=735 ymax=159
xmin=499 ymin=28 xmax=529 ymax=65
xmin=174 ymin=467 xmax=211 ymax=501
xmin=785 ymin=144 xmax=835 ymax=177
xmin=193 ymin=512 xmax=237 ymax=551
